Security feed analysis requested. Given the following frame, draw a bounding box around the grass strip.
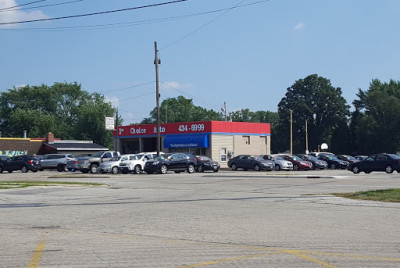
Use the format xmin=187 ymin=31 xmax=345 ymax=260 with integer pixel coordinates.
xmin=0 ymin=181 xmax=104 ymax=189
xmin=333 ymin=188 xmax=400 ymax=202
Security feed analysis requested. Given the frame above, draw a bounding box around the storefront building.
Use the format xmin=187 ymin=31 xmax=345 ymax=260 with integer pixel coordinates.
xmin=115 ymin=121 xmax=271 ymax=167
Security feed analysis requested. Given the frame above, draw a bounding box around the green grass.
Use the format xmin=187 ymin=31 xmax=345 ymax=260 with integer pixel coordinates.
xmin=334 ymin=188 xmax=400 ymax=202
xmin=0 ymin=181 xmax=104 ymax=189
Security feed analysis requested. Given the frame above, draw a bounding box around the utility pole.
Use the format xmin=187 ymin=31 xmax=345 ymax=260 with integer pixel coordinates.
xmin=115 ymin=108 xmax=119 ymax=155
xmin=221 ymin=102 xmax=227 ymax=121
xmin=154 ymin=42 xmax=161 ymax=156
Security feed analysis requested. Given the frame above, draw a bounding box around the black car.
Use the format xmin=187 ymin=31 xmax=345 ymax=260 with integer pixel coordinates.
xmin=337 ymin=154 xmax=359 ymax=164
xmin=0 ymin=155 xmax=41 ymax=173
xmin=195 ymin=155 xmax=220 ymax=172
xmin=144 ymin=153 xmax=198 ymax=174
xmin=227 ymin=155 xmax=274 ymax=171
xmin=297 ymin=154 xmax=328 ymax=169
xmin=348 ymin=153 xmax=400 ymax=174
xmin=317 ymin=154 xmax=349 ymax=169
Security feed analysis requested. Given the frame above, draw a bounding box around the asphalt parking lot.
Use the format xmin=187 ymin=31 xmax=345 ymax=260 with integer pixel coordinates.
xmin=1 ymin=169 xmax=400 ymax=268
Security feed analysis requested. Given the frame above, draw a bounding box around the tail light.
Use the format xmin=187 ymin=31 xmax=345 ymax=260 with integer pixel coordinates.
xmin=74 ymin=160 xmax=77 ymax=164
xmin=28 ymin=160 xmax=33 ymax=165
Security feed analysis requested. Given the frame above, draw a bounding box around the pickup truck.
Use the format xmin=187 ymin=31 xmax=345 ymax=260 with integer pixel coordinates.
xmin=75 ymin=151 xmax=119 ymax=173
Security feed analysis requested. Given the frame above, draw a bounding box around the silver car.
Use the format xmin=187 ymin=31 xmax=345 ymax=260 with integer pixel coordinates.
xmin=262 ymin=155 xmax=293 ymax=171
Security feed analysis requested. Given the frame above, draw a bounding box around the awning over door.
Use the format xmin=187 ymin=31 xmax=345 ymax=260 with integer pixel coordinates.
xmin=163 ymin=134 xmax=209 ymax=148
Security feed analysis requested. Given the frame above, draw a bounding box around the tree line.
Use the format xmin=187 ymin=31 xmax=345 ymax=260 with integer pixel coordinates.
xmin=1 ymin=75 xmax=399 ymax=155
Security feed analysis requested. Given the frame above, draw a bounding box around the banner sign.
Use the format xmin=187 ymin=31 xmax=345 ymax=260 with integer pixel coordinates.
xmin=115 ymin=121 xmax=270 ymax=137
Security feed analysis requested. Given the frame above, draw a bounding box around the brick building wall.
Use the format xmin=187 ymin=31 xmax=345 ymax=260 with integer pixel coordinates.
xmin=0 ymin=138 xmax=43 ymax=156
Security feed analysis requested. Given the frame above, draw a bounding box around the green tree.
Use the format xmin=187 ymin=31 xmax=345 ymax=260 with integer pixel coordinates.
xmin=275 ymin=74 xmax=350 ymax=154
xmin=0 ymin=82 xmax=116 ymax=148
xmin=141 ymin=96 xmax=223 ymax=123
xmin=352 ymin=79 xmax=400 ymax=153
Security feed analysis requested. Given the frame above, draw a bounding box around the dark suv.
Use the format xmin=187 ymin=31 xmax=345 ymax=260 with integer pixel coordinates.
xmin=144 ymin=153 xmax=198 ymax=174
xmin=0 ymin=155 xmax=41 ymax=173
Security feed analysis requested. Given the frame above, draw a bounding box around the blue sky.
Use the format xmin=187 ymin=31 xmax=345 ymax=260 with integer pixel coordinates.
xmin=1 ymin=0 xmax=400 ymax=124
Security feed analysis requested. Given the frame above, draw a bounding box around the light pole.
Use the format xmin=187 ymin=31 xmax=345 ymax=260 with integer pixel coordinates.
xmin=305 ymin=119 xmax=309 ymax=154
xmin=290 ymin=109 xmax=293 ymax=156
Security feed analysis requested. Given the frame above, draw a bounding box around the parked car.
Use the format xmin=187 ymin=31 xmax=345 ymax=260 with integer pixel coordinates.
xmin=118 ymin=153 xmax=154 ymax=174
xmin=228 ymin=155 xmax=274 ymax=171
xmin=0 ymin=155 xmax=41 ymax=173
xmin=98 ymin=155 xmax=125 ymax=174
xmin=354 ymin=155 xmax=368 ymax=161
xmin=39 ymin=154 xmax=75 ymax=172
xmin=261 ymin=155 xmax=293 ymax=171
xmin=279 ymin=154 xmax=313 ymax=171
xmin=297 ymin=154 xmax=328 ymax=170
xmin=317 ymin=154 xmax=349 ymax=169
xmin=337 ymin=154 xmax=359 ymax=164
xmin=75 ymin=151 xmax=119 ymax=173
xmin=195 ymin=155 xmax=220 ymax=172
xmin=144 ymin=153 xmax=198 ymax=174
xmin=348 ymin=153 xmax=400 ymax=174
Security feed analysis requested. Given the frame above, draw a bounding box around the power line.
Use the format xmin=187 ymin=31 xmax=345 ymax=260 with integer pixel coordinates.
xmin=0 ymin=0 xmax=190 ymax=26
xmin=100 ymin=81 xmax=155 ymax=94
xmin=160 ymin=0 xmax=265 ymax=50
xmin=0 ymin=1 xmax=268 ymax=31
xmin=0 ymin=0 xmax=47 ymax=11
xmin=0 ymin=0 xmax=85 ymax=13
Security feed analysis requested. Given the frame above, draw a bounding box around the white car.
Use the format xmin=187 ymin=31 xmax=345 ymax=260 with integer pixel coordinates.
xmin=98 ymin=155 xmax=131 ymax=174
xmin=263 ymin=154 xmax=293 ymax=171
xmin=118 ymin=153 xmax=159 ymax=174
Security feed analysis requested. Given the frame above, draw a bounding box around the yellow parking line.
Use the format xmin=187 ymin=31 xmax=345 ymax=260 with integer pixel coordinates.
xmin=27 ymin=232 xmax=48 ymax=268
xmin=175 ymin=251 xmax=282 ymax=268
xmin=283 ymin=249 xmax=338 ymax=268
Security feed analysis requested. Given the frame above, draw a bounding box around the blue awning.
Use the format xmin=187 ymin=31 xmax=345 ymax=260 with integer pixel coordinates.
xmin=163 ymin=134 xmax=209 ymax=148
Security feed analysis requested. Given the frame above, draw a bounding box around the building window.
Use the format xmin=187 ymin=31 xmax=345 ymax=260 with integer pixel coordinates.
xmin=243 ymin=136 xmax=250 ymax=145
xmin=220 ymin=148 xmax=227 ymax=162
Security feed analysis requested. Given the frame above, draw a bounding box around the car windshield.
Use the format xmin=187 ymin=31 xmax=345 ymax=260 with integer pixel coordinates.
xmin=156 ymin=154 xmax=172 ymax=161
xmin=326 ymin=155 xmax=338 ymax=160
xmin=197 ymin=156 xmax=211 ymax=161
xmin=110 ymin=156 xmax=121 ymax=161
xmin=388 ymin=154 xmax=400 ymax=160
xmin=292 ymin=156 xmax=301 ymax=161
xmin=252 ymin=156 xmax=263 ymax=161
xmin=92 ymin=151 xmax=104 ymax=157
xmin=273 ymin=155 xmax=284 ymax=161
xmin=306 ymin=155 xmax=317 ymax=161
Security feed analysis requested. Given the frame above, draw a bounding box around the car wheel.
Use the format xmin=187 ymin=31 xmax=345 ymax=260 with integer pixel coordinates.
xmin=187 ymin=164 xmax=195 ymax=173
xmin=21 ymin=166 xmax=28 ymax=173
xmin=330 ymin=163 xmax=336 ymax=169
xmin=90 ymin=164 xmax=99 ymax=174
xmin=365 ymin=170 xmax=371 ymax=174
xmin=254 ymin=164 xmax=260 ymax=171
xmin=293 ymin=164 xmax=299 ymax=171
xmin=385 ymin=165 xmax=394 ymax=174
xmin=213 ymin=168 xmax=219 ymax=172
xmin=275 ymin=165 xmax=280 ymax=171
xmin=8 ymin=170 xmax=13 ymax=173
xmin=352 ymin=166 xmax=360 ymax=174
xmin=57 ymin=165 xmax=65 ymax=172
xmin=159 ymin=165 xmax=168 ymax=174
xmin=231 ymin=163 xmax=237 ymax=171
xmin=133 ymin=165 xmax=141 ymax=174
xmin=111 ymin=166 xmax=119 ymax=174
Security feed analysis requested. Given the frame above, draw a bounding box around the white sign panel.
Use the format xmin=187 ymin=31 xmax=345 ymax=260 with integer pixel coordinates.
xmin=105 ymin=117 xmax=115 ymax=130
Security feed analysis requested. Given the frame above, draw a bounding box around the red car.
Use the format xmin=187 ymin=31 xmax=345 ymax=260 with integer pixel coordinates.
xmin=279 ymin=155 xmax=313 ymax=171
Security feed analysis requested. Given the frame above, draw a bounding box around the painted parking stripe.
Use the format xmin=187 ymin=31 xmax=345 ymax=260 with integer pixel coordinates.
xmin=27 ymin=232 xmax=48 ymax=268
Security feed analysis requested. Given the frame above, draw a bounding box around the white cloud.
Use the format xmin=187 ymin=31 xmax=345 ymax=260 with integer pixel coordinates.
xmin=0 ymin=0 xmax=49 ymax=28
xmin=105 ymin=96 xmax=119 ymax=108
xmin=294 ymin=22 xmax=305 ymax=31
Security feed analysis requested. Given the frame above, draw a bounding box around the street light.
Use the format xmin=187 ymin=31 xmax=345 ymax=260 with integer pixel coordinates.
xmin=290 ymin=109 xmax=293 ymax=156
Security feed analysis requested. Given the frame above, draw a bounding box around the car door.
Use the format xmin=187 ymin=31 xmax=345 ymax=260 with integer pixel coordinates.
xmin=375 ymin=154 xmax=388 ymax=171
xmin=360 ymin=155 xmax=376 ymax=172
xmin=168 ymin=154 xmax=182 ymax=170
